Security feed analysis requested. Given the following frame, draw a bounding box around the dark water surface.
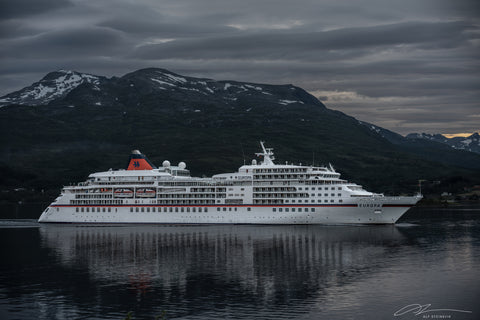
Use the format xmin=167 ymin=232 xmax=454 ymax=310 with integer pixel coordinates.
xmin=0 ymin=207 xmax=479 ymax=320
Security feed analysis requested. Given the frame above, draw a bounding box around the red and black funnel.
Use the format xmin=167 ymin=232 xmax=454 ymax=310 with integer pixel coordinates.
xmin=126 ymin=150 xmax=157 ymax=170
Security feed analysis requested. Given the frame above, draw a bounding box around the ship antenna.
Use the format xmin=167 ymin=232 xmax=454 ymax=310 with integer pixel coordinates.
xmin=240 ymin=142 xmax=246 ymax=165
xmin=418 ymin=179 xmax=426 ymax=196
xmin=255 ymin=141 xmax=275 ymax=165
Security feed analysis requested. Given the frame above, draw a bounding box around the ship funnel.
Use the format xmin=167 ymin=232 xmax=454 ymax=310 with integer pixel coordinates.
xmin=126 ymin=150 xmax=157 ymax=170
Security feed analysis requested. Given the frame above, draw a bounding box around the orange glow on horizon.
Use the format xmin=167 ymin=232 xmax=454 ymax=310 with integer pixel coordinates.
xmin=442 ymin=132 xmax=479 ymax=138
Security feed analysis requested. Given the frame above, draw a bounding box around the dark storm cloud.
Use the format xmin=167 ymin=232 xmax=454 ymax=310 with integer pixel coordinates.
xmin=0 ymin=0 xmax=478 ymax=135
xmin=132 ymin=21 xmax=475 ymax=60
xmin=1 ymin=27 xmax=129 ymax=58
xmin=99 ymin=17 xmax=238 ymax=37
xmin=0 ymin=0 xmax=72 ymax=20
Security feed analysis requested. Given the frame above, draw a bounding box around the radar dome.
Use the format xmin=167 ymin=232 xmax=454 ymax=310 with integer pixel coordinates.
xmin=162 ymin=160 xmax=170 ymax=167
xmin=178 ymin=162 xmax=186 ymax=169
xmin=252 ymin=159 xmax=257 ymax=165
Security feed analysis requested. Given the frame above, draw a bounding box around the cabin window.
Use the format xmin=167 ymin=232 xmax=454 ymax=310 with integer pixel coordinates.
xmin=292 ymin=208 xmax=295 ymax=212
xmin=298 ymin=208 xmax=302 ymax=212
xmin=217 ymin=208 xmax=220 ymax=212
xmin=285 ymin=208 xmax=289 ymax=212
xmin=223 ymin=208 xmax=226 ymax=211
xmin=76 ymin=207 xmax=79 ymax=212
xmin=193 ymin=208 xmax=196 ymax=212
xmin=279 ymin=208 xmax=283 ymax=212
xmin=86 ymin=208 xmax=89 ymax=212
xmin=175 ymin=208 xmax=179 ymax=212
xmin=130 ymin=207 xmax=133 ymax=212
xmin=136 ymin=207 xmax=139 ymax=212
xmin=108 ymin=208 xmax=111 ymax=212
xmin=204 ymin=208 xmax=208 ymax=212
xmin=311 ymin=208 xmax=315 ymax=212
xmin=81 ymin=207 xmax=84 ymax=212
xmin=273 ymin=208 xmax=276 ymax=212
xmin=141 ymin=207 xmax=144 ymax=212
xmin=247 ymin=207 xmax=251 ymax=211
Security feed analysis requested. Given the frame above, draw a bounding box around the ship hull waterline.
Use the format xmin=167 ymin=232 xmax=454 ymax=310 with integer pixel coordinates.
xmin=39 ymin=202 xmax=417 ymax=225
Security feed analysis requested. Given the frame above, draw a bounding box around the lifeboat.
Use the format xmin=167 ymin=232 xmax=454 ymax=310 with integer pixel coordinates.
xmin=136 ymin=188 xmax=156 ymax=198
xmin=113 ymin=188 xmax=134 ymax=198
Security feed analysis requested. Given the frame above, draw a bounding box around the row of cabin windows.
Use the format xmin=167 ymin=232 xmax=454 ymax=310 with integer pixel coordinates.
xmin=254 ymin=168 xmax=307 ymax=173
xmin=157 ymin=200 xmax=216 ymax=204
xmin=255 ymin=199 xmax=343 ymax=204
xmin=284 ymin=199 xmax=343 ymax=203
xmin=158 ymin=193 xmax=217 ymax=198
xmin=273 ymin=208 xmax=316 ymax=213
xmin=75 ymin=194 xmax=113 ymax=199
xmin=76 ymin=207 xmax=114 ymax=213
xmin=71 ymin=200 xmax=123 ymax=205
xmin=130 ymin=207 xmax=208 ymax=213
xmin=254 ymin=175 xmax=305 ymax=180
xmin=254 ymin=187 xmax=296 ymax=192
xmin=217 ymin=207 xmax=238 ymax=212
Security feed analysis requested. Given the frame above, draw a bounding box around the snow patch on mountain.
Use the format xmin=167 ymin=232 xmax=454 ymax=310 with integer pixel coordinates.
xmin=278 ymin=99 xmax=304 ymax=105
xmin=0 ymin=70 xmax=101 ymax=107
xmin=406 ymin=132 xmax=480 ymax=154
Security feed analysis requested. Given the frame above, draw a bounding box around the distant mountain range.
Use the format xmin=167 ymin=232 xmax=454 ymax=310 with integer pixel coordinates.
xmin=405 ymin=132 xmax=480 ymax=154
xmin=1 ymin=68 xmax=479 ymax=196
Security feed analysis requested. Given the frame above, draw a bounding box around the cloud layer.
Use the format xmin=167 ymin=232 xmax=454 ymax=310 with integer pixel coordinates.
xmin=0 ymin=0 xmax=479 ymax=135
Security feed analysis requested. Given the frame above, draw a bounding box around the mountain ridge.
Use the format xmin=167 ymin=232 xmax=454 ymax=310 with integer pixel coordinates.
xmin=1 ymin=68 xmax=479 ymax=198
xmin=405 ymin=132 xmax=480 ymax=154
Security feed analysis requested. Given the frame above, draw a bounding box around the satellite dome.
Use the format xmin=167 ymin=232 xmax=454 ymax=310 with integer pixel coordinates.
xmin=178 ymin=162 xmax=186 ymax=169
xmin=162 ymin=160 xmax=170 ymax=167
xmin=252 ymin=159 xmax=257 ymax=165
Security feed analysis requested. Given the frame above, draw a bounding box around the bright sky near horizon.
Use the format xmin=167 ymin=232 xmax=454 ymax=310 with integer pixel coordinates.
xmin=0 ymin=0 xmax=479 ymax=136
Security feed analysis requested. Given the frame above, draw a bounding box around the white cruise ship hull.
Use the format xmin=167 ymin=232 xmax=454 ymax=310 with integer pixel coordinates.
xmin=38 ymin=196 xmax=419 ymax=225
xmin=38 ymin=145 xmax=422 ymax=225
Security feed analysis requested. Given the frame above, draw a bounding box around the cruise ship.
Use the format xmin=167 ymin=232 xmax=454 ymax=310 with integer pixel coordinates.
xmin=38 ymin=142 xmax=421 ymax=224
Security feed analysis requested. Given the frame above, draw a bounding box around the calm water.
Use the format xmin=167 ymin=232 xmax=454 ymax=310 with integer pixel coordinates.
xmin=0 ymin=207 xmax=479 ymax=320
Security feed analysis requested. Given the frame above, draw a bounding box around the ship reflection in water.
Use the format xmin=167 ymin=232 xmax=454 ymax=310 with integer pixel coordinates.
xmin=36 ymin=224 xmax=405 ymax=319
xmin=2 ymin=217 xmax=478 ymax=320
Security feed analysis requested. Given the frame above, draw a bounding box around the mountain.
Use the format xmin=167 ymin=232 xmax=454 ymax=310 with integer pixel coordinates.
xmin=1 ymin=68 xmax=479 ymax=199
xmin=406 ymin=132 xmax=480 ymax=154
xmin=0 ymin=70 xmax=107 ymax=107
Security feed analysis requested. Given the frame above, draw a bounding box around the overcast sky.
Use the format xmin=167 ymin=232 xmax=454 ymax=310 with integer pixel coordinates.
xmin=1 ymin=0 xmax=479 ymax=135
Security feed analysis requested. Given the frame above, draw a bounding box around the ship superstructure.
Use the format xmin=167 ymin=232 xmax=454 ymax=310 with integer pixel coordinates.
xmin=38 ymin=142 xmax=421 ymax=224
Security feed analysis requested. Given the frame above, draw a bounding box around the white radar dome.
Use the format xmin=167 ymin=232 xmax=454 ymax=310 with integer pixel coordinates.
xmin=252 ymin=159 xmax=257 ymax=165
xmin=162 ymin=160 xmax=171 ymax=167
xmin=178 ymin=162 xmax=186 ymax=169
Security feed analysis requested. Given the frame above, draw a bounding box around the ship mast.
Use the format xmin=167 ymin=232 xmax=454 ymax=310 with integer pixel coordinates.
xmin=255 ymin=141 xmax=275 ymax=165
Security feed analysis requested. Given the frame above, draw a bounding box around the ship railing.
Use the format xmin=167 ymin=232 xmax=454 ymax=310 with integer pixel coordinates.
xmin=93 ymin=181 xmax=155 ymax=185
